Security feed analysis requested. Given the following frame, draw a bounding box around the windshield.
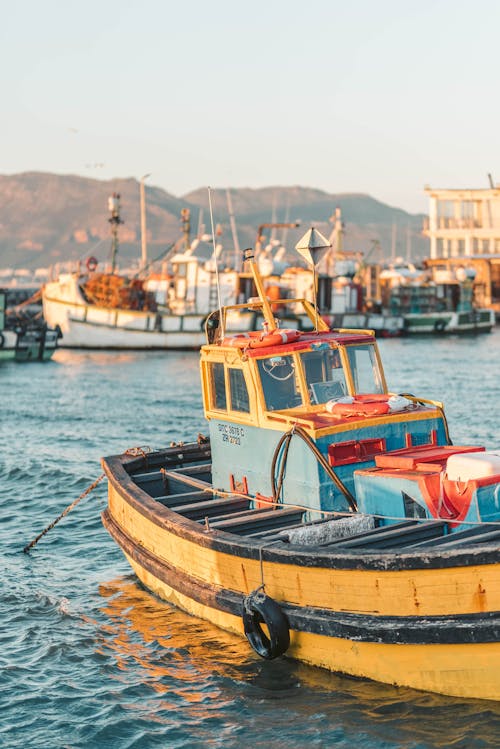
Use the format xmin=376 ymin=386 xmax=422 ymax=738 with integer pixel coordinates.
xmin=345 ymin=344 xmax=384 ymax=394
xmin=257 ymin=355 xmax=303 ymax=411
xmin=300 ymin=347 xmax=348 ymax=404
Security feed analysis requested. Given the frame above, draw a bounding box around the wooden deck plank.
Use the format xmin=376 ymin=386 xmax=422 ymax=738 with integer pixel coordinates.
xmin=175 ymin=496 xmax=249 ymax=520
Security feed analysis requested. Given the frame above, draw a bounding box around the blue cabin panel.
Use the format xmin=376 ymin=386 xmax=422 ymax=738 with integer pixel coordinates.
xmin=210 ymin=414 xmax=449 ymax=515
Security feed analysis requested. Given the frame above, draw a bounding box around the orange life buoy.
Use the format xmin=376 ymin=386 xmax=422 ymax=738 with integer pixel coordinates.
xmin=223 ymin=329 xmax=301 ymax=349
xmin=86 ymin=256 xmax=98 ymax=272
xmin=326 ymin=394 xmax=391 ymax=418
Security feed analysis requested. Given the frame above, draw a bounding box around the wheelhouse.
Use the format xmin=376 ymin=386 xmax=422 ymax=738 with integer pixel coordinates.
xmin=200 ymin=305 xmax=447 ymax=515
xmin=201 ymin=330 xmax=386 ymax=420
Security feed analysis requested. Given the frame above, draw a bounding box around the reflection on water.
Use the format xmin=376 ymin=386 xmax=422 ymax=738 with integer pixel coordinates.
xmin=53 ymin=348 xmax=202 ymax=373
xmin=98 ymin=578 xmax=249 ymax=689
xmin=94 ymin=577 xmax=500 ymax=749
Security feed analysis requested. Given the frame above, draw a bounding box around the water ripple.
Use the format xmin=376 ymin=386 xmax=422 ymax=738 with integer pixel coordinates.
xmin=1 ymin=342 xmax=500 ymax=748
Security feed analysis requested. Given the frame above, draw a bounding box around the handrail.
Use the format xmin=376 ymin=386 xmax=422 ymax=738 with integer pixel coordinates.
xmin=399 ymin=393 xmax=453 ymax=445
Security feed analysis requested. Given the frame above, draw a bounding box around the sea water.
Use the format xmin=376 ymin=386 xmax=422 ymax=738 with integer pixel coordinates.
xmin=1 ymin=330 xmax=499 ymax=748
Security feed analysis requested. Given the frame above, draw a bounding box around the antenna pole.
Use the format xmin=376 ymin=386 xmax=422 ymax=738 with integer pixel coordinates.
xmin=207 ymin=187 xmax=225 ymax=339
xmin=312 ymin=263 xmax=319 ymax=332
xmin=108 ymin=193 xmax=123 ymax=274
xmin=226 ymin=188 xmax=241 ymax=271
xmin=181 ymin=208 xmax=191 ymax=251
xmin=140 ymin=173 xmax=151 ymax=271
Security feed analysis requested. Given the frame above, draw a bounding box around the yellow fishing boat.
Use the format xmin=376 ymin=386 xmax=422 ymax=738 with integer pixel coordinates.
xmin=102 ymin=237 xmax=500 ymax=701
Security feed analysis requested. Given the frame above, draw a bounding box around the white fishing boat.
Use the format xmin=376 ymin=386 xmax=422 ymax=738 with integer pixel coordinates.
xmin=42 ymin=256 xmax=242 ymax=350
xmin=42 ymin=195 xmax=245 ymax=350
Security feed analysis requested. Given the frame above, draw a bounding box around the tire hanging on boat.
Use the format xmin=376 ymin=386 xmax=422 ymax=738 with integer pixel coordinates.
xmin=243 ymin=589 xmax=290 ymax=659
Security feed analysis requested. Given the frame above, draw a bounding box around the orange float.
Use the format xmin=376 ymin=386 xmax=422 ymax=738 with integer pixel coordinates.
xmin=326 ymin=394 xmax=391 ymax=418
xmin=223 ymin=329 xmax=301 ymax=349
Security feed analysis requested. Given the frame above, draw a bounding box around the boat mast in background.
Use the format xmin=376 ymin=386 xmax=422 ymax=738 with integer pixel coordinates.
xmin=180 ymin=208 xmax=191 ymax=252
xmin=226 ymin=188 xmax=241 ymax=271
xmin=108 ymin=193 xmax=123 ymax=273
xmin=139 ymin=173 xmax=151 ymax=271
xmin=207 ymin=187 xmax=225 ymax=339
xmin=255 ymin=221 xmax=301 ymax=257
xmin=327 ymin=206 xmax=345 ymax=276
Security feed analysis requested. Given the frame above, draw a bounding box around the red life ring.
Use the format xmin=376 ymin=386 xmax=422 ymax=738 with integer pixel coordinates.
xmin=223 ymin=329 xmax=301 ymax=349
xmin=326 ymin=394 xmax=391 ymax=418
xmin=86 ymin=256 xmax=98 ymax=272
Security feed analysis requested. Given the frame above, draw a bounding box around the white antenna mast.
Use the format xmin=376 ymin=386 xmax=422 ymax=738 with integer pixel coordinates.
xmin=197 ymin=207 xmax=204 ymax=238
xmin=208 ymin=187 xmax=225 ymax=339
xmin=226 ymin=188 xmax=241 ymax=271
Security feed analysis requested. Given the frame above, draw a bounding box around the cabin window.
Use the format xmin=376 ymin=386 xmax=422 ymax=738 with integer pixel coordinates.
xmin=300 ymin=347 xmax=347 ymax=403
xmin=210 ymin=362 xmax=227 ymax=410
xmin=257 ymin=355 xmax=302 ymax=411
xmin=346 ymin=345 xmax=384 ymax=394
xmin=228 ymin=368 xmax=250 ymax=413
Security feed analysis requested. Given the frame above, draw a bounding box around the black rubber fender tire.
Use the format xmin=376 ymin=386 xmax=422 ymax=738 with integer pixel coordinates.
xmin=0 ymin=332 xmax=4 ymax=348
xmin=434 ymin=319 xmax=447 ymax=332
xmin=243 ymin=590 xmax=290 ymax=660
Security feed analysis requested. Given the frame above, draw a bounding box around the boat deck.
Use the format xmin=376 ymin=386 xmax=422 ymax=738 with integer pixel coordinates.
xmin=127 ymin=448 xmax=500 ymax=552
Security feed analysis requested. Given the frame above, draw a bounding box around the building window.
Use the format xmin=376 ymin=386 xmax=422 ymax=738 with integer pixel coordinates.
xmin=229 ymin=368 xmax=250 ymax=413
xmin=210 ymin=362 xmax=227 ymax=410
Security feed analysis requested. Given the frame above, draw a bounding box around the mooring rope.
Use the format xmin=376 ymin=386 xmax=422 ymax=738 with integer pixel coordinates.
xmin=257 ymin=539 xmax=284 ymax=591
xmin=23 ymin=473 xmax=106 ymax=554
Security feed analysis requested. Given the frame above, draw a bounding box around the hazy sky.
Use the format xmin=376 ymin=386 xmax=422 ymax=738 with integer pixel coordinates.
xmin=2 ymin=0 xmax=500 ymax=213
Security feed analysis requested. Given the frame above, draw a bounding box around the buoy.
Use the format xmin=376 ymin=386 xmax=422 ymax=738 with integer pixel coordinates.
xmin=224 ymin=329 xmax=300 ymax=349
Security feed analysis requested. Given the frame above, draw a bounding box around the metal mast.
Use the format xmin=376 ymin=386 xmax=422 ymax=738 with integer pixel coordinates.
xmin=181 ymin=208 xmax=191 ymax=251
xmin=108 ymin=193 xmax=123 ymax=273
xmin=140 ymin=174 xmax=151 ymax=271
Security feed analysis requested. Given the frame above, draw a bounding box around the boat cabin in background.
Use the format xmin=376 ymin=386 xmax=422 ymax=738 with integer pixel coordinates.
xmin=376 ymin=262 xmax=494 ymax=333
xmin=0 ymin=289 xmax=57 ymax=362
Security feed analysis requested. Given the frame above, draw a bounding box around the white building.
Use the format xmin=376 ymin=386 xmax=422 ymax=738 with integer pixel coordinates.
xmin=424 ymin=186 xmax=500 ymax=258
xmin=423 ymin=186 xmax=500 ymax=317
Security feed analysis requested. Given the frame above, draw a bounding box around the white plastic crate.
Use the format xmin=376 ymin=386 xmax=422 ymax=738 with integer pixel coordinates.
xmin=446 ymin=452 xmax=500 ymax=482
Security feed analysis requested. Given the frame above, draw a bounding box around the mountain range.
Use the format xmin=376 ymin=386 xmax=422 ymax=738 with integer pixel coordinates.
xmin=0 ymin=172 xmax=429 ymax=271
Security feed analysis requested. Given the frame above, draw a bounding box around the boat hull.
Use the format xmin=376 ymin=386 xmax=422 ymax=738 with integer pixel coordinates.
xmin=0 ymin=327 xmax=57 ymax=361
xmin=102 ymin=448 xmax=500 ymax=701
xmin=402 ymin=309 xmax=495 ymax=334
xmin=42 ymin=294 xmax=207 ymax=349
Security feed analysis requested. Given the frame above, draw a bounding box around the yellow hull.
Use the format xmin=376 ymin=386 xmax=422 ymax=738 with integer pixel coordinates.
xmin=107 ymin=483 xmax=500 ymax=618
xmin=103 ymin=472 xmax=500 ymax=701
xmin=121 ymin=547 xmax=500 ymax=701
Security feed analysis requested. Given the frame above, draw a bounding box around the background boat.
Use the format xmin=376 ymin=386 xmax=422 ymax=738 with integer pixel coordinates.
xmin=378 ymin=262 xmax=494 ymax=334
xmin=0 ymin=288 xmax=58 ymax=361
